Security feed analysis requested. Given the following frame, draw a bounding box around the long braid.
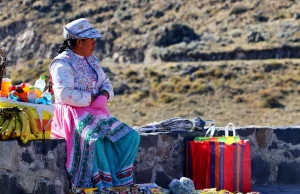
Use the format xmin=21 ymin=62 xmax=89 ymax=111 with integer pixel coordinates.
xmin=57 ymin=39 xmax=77 ymax=54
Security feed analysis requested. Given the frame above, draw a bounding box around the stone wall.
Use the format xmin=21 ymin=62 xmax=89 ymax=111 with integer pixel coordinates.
xmin=0 ymin=139 xmax=69 ymax=194
xmin=134 ymin=131 xmax=202 ymax=188
xmin=240 ymin=126 xmax=300 ymax=185
xmin=134 ymin=127 xmax=300 ymax=188
xmin=1 ymin=127 xmax=300 ymax=193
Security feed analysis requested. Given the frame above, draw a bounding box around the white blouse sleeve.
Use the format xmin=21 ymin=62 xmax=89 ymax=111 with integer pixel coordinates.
xmin=50 ymin=60 xmax=92 ymax=107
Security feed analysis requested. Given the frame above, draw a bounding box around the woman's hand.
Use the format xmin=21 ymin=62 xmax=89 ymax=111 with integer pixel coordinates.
xmin=90 ymin=90 xmax=108 ymax=105
xmin=99 ymin=90 xmax=109 ymax=99
xmin=89 ymin=95 xmax=109 ymax=115
xmin=91 ymin=94 xmax=98 ymax=104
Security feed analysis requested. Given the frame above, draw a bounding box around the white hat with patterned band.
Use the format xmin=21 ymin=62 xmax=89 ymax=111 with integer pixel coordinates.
xmin=63 ymin=18 xmax=103 ymax=39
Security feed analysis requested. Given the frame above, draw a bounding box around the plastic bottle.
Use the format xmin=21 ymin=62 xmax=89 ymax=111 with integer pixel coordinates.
xmin=27 ymin=86 xmax=38 ymax=103
xmin=1 ymin=78 xmax=11 ymax=97
xmin=34 ymin=75 xmax=46 ymax=92
xmin=42 ymin=90 xmax=51 ymax=101
xmin=42 ymin=90 xmax=53 ymax=105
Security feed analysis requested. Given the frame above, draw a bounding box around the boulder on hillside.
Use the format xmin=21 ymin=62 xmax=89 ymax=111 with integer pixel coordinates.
xmin=154 ymin=24 xmax=200 ymax=47
xmin=247 ymin=31 xmax=265 ymax=43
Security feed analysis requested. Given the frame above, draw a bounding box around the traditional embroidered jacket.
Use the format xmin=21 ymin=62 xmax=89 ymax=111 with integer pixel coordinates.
xmin=50 ymin=49 xmax=114 ymax=107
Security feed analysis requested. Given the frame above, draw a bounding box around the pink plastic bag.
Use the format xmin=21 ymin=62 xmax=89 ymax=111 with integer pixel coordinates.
xmin=90 ymin=95 xmax=108 ymax=115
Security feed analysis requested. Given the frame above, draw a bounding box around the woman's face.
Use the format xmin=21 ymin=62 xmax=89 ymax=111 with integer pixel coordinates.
xmin=76 ymin=38 xmax=96 ymax=57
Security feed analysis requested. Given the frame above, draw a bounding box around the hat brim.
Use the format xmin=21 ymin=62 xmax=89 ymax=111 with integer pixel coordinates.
xmin=77 ymin=28 xmax=103 ymax=39
xmin=64 ymin=28 xmax=103 ymax=39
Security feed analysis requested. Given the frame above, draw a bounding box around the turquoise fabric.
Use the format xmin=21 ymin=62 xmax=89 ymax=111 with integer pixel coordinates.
xmin=92 ymin=130 xmax=140 ymax=189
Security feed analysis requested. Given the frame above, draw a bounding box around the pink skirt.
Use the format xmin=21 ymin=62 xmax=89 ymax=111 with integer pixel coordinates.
xmin=50 ymin=96 xmax=132 ymax=188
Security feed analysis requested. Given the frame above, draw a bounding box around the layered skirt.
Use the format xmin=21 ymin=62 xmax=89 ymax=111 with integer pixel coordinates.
xmin=50 ymin=100 xmax=140 ymax=189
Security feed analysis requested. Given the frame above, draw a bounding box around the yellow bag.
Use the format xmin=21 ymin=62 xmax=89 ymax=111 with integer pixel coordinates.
xmin=73 ymin=188 xmax=98 ymax=194
xmin=201 ymin=188 xmax=217 ymax=194
xmin=217 ymin=189 xmax=234 ymax=194
xmin=0 ymin=98 xmax=54 ymax=140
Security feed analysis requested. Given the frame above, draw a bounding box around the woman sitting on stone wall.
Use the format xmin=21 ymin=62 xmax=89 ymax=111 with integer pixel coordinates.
xmin=49 ymin=18 xmax=140 ymax=191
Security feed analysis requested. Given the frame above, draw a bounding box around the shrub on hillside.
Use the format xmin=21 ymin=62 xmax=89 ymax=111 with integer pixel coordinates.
xmin=208 ymin=67 xmax=223 ymax=78
xmin=259 ymin=87 xmax=285 ymax=108
xmin=130 ymin=90 xmax=149 ymax=102
xmin=158 ymin=93 xmax=177 ymax=103
xmin=170 ymin=76 xmax=181 ymax=85
xmin=220 ymin=85 xmax=244 ymax=97
xmin=32 ymin=1 xmax=52 ymax=12
xmin=246 ymin=72 xmax=264 ymax=81
xmin=193 ymin=69 xmax=207 ymax=78
xmin=61 ymin=3 xmax=72 ymax=12
xmin=127 ymin=75 xmax=143 ymax=83
xmin=174 ymin=80 xmax=191 ymax=93
xmin=233 ymin=95 xmax=246 ymax=103
xmin=230 ymin=5 xmax=249 ymax=15
xmin=263 ymin=61 xmax=283 ymax=72
xmin=223 ymin=70 xmax=237 ymax=80
xmin=188 ymin=82 xmax=214 ymax=95
xmin=261 ymin=96 xmax=284 ymax=108
xmin=156 ymin=82 xmax=175 ymax=93
xmin=259 ymin=88 xmax=283 ymax=99
xmin=125 ymin=69 xmax=139 ymax=77
xmin=145 ymin=68 xmax=165 ymax=82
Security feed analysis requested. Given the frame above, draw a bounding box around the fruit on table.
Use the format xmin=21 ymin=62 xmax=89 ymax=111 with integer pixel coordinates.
xmin=0 ymin=108 xmax=40 ymax=144
xmin=8 ymin=85 xmax=17 ymax=92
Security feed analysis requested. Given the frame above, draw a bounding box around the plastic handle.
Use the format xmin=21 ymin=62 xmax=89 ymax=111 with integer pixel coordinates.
xmin=205 ymin=125 xmax=216 ymax=137
xmin=224 ymin=123 xmax=236 ymax=137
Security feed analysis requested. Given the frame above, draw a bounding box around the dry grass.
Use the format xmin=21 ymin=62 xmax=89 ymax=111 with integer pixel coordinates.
xmin=105 ymin=59 xmax=300 ymax=127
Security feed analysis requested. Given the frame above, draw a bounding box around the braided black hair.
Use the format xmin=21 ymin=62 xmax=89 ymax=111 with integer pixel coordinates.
xmin=57 ymin=39 xmax=77 ymax=54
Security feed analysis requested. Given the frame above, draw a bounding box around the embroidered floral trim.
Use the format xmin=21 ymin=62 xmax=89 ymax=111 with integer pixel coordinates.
xmin=116 ymin=166 xmax=134 ymax=179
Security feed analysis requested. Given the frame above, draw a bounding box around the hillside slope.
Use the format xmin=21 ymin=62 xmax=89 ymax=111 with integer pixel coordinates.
xmin=1 ymin=0 xmax=300 ymax=67
xmin=106 ymin=59 xmax=300 ymax=127
xmin=1 ymin=0 xmax=300 ymax=126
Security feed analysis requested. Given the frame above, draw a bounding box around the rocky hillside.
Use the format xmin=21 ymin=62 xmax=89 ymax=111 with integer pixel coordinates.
xmin=1 ymin=0 xmax=300 ymax=126
xmin=1 ymin=0 xmax=300 ymax=67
